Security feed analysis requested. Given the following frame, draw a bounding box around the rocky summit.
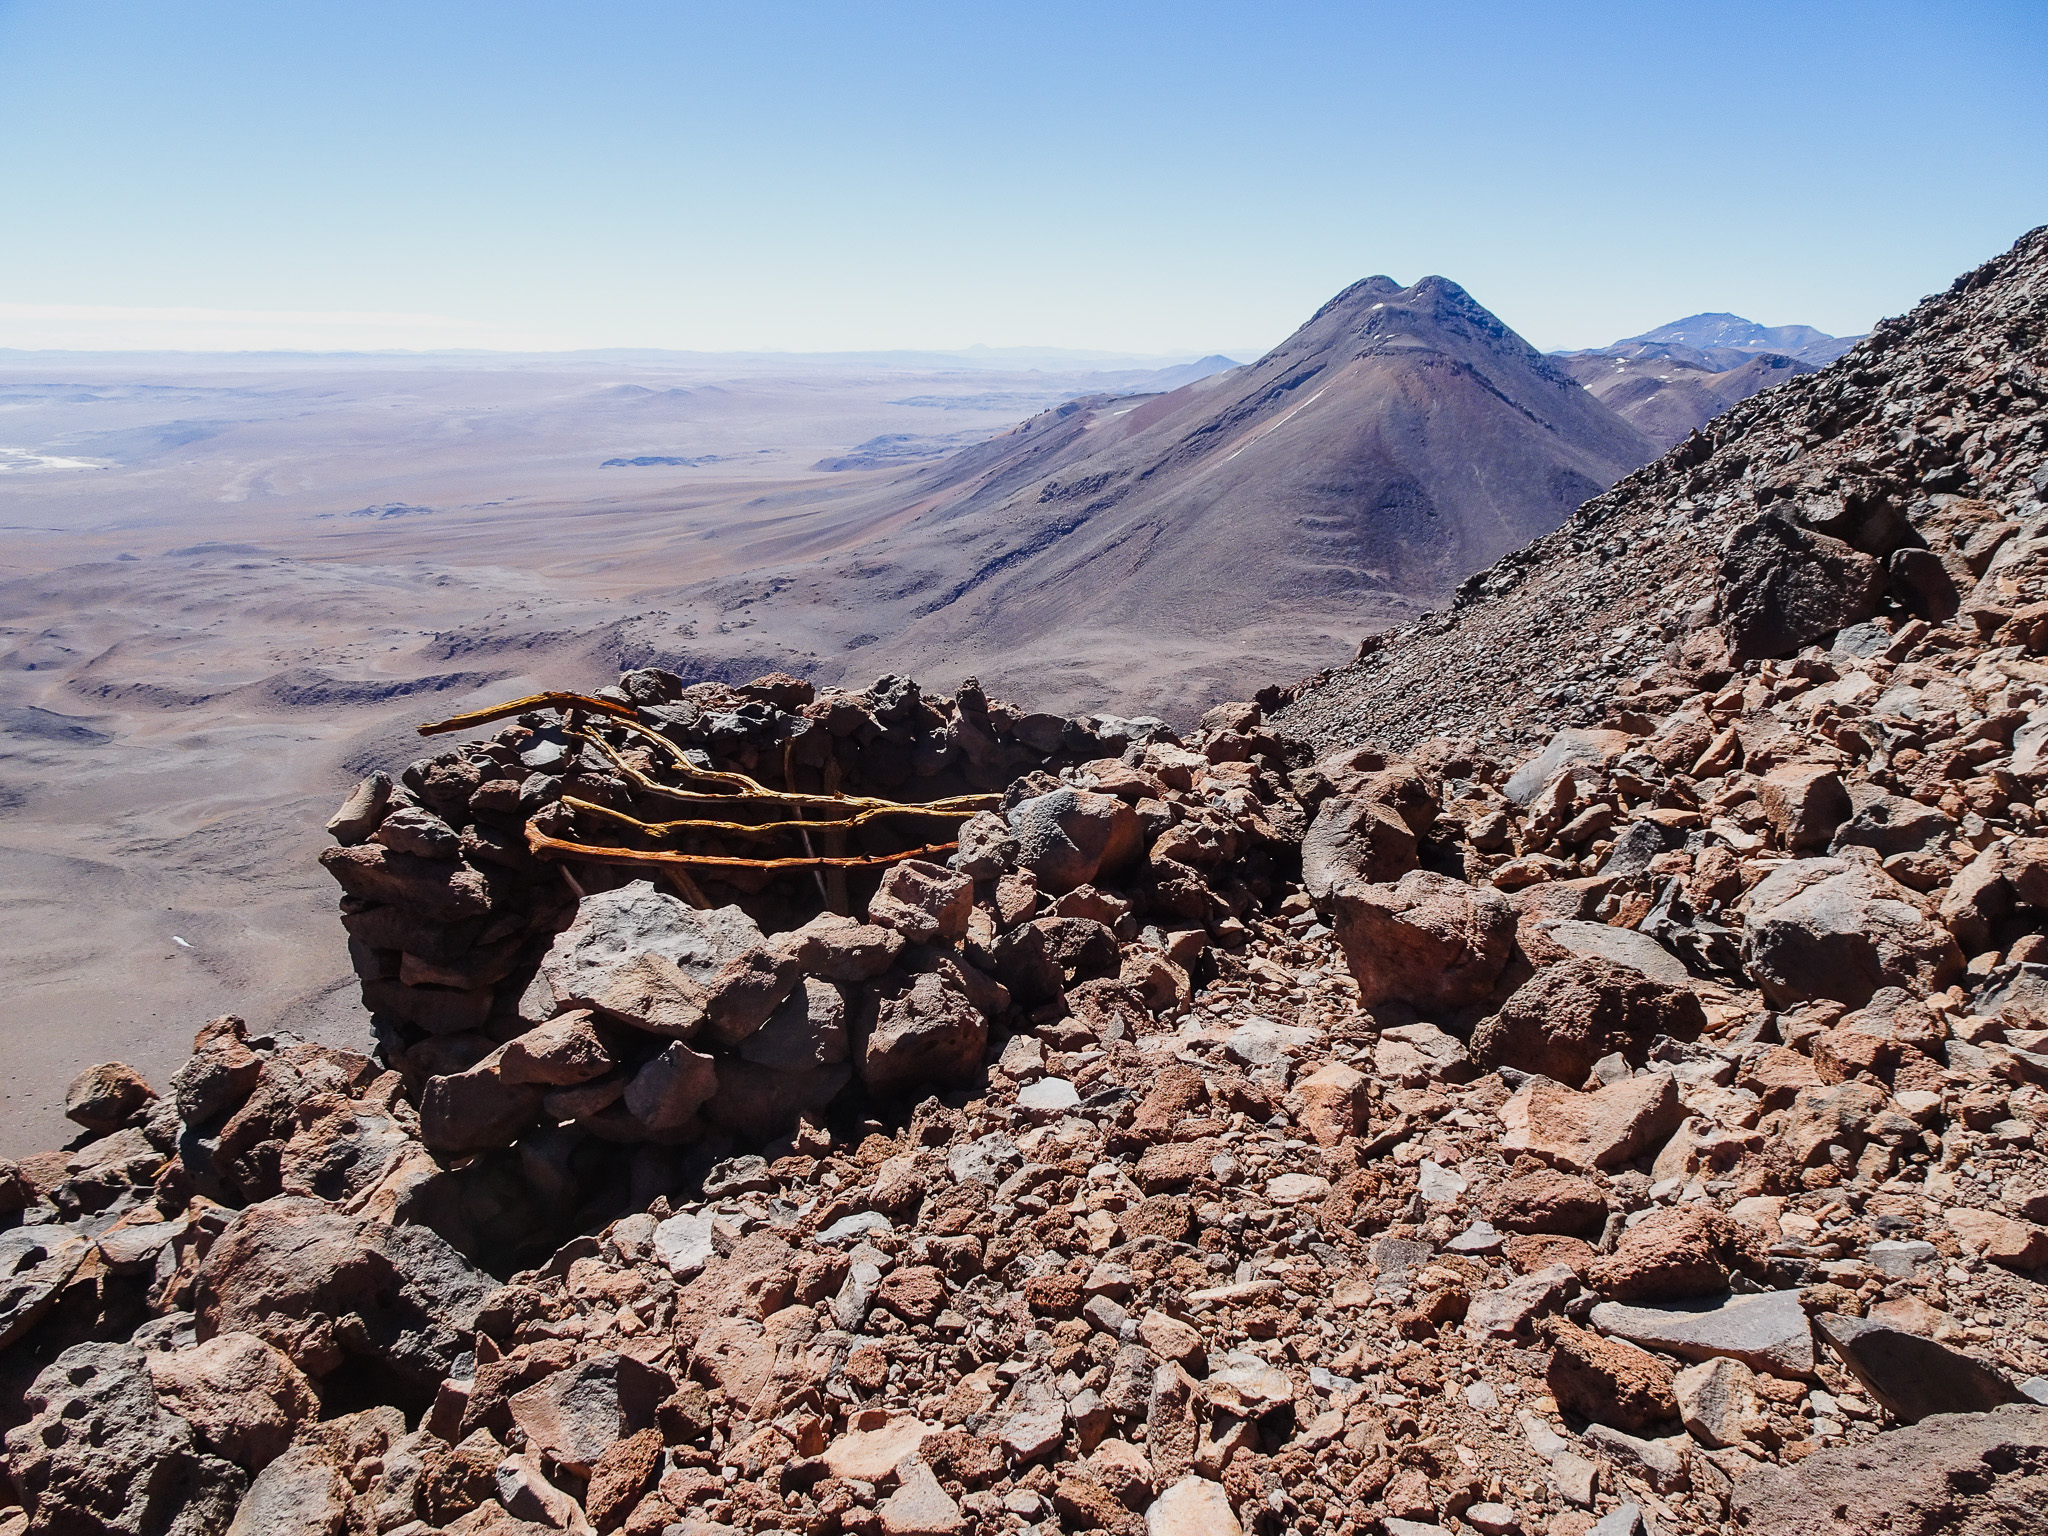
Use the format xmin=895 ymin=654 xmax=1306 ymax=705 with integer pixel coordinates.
xmin=5 ymin=226 xmax=2048 ymax=1536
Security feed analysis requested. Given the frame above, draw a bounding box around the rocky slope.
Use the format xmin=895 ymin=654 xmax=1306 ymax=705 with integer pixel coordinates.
xmin=1278 ymin=226 xmax=2048 ymax=758
xmin=5 ymin=229 xmax=2048 ymax=1536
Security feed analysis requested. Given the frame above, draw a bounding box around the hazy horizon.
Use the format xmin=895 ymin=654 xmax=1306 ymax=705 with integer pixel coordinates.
xmin=2 ymin=0 xmax=2042 ymax=358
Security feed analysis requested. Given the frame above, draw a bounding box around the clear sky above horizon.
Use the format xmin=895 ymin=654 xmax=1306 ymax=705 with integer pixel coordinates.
xmin=1 ymin=0 xmax=2042 ymax=358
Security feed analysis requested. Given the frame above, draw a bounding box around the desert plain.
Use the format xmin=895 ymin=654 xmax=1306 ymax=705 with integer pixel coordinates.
xmin=0 ymin=351 xmax=1230 ymax=1154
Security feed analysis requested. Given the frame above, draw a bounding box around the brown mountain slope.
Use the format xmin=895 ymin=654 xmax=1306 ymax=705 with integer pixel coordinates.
xmin=1558 ymin=345 xmax=1815 ymax=449
xmin=1277 ymin=224 xmax=2048 ymax=755
xmin=645 ymin=275 xmax=1660 ymax=718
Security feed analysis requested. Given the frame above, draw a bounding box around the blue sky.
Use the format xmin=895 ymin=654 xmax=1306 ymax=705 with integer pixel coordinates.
xmin=0 ymin=0 xmax=2041 ymax=355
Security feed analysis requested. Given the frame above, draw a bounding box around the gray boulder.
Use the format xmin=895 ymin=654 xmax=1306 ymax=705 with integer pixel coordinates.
xmin=191 ymin=1196 xmax=491 ymax=1392
xmin=741 ymin=977 xmax=849 ymax=1071
xmin=419 ymin=1049 xmax=544 ymax=1153
xmin=1540 ymin=919 xmax=1695 ymax=986
xmin=5 ymin=1341 xmax=246 ymax=1536
xmin=1505 ymin=729 xmax=1633 ymax=805
xmin=1740 ymin=857 xmax=1964 ymax=1008
xmin=1717 ymin=513 xmax=1885 ymax=662
xmin=371 ymin=805 xmax=460 ymax=859
xmin=1301 ymin=794 xmax=1418 ymax=902
xmin=622 ymin=1041 xmax=719 ymax=1134
xmin=1889 ymin=546 xmax=1961 ymax=622
xmin=0 ymin=1224 xmax=94 ymax=1352
xmin=538 ymin=880 xmax=764 ymax=1011
xmin=1816 ymin=1312 xmax=2029 ymax=1424
xmin=324 ymin=771 xmax=392 ymax=845
xmin=1829 ymin=784 xmax=1957 ymax=859
xmin=1600 ymin=819 xmax=1683 ymax=878
xmin=951 ymin=810 xmax=1018 ymax=879
xmin=1007 ymin=788 xmax=1140 ymax=894
xmin=1590 ymin=1289 xmax=1814 ymax=1379
xmin=1471 ymin=956 xmax=1706 ymax=1084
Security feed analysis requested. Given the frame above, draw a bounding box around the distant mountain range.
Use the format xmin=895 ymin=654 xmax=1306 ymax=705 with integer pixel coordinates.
xmin=1611 ymin=312 xmax=1860 ymax=364
xmin=1552 ymin=311 xmax=1862 ymax=449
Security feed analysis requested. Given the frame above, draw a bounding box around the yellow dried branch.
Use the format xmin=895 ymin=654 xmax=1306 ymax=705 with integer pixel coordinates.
xmin=416 ymin=691 xmax=637 ymax=735
xmin=418 ymin=691 xmax=997 ymax=815
xmin=567 ymin=725 xmax=998 ymax=816
xmin=562 ymin=795 xmax=984 ymax=842
xmin=526 ymin=823 xmax=958 ymax=872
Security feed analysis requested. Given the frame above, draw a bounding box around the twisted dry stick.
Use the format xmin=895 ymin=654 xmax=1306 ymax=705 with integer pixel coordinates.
xmin=416 ymin=691 xmax=996 ymax=876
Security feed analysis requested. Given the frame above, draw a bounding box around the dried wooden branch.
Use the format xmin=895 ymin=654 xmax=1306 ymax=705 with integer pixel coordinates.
xmin=526 ymin=824 xmax=959 ymax=872
xmin=562 ymin=796 xmax=984 ymax=842
xmin=416 ymin=691 xmax=637 ymax=735
xmin=421 ymin=690 xmax=993 ymax=886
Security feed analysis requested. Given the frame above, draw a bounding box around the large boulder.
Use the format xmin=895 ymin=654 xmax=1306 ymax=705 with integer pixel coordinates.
xmin=224 ymin=1409 xmax=408 ymax=1536
xmin=144 ymin=1332 xmax=319 ymax=1472
xmin=859 ymin=970 xmax=989 ymax=1097
xmin=1008 ymin=788 xmax=1141 ymax=895
xmin=212 ymin=1044 xmax=383 ymax=1203
xmin=1500 ymin=1073 xmax=1685 ymax=1173
xmin=4 ymin=1341 xmax=246 ymax=1536
xmin=1301 ymin=795 xmax=1417 ymax=901
xmin=1814 ymin=1313 xmax=2030 ymax=1425
xmin=1328 ymin=870 xmax=1517 ymax=1011
xmin=1740 ymin=857 xmax=1963 ymax=1008
xmin=1754 ymin=763 xmax=1852 ymax=852
xmin=507 ymin=1352 xmax=673 ymax=1477
xmin=1536 ymin=919 xmax=1695 ymax=986
xmin=169 ymin=1016 xmax=266 ymax=1127
xmin=0 ymin=1223 xmax=94 ymax=1354
xmin=273 ymin=1093 xmax=418 ymax=1207
xmin=64 ymin=1061 xmax=157 ymax=1133
xmin=622 ymin=1041 xmax=719 ymax=1135
xmin=1729 ymin=1404 xmax=2048 ymax=1535
xmin=1592 ymin=1290 xmax=1816 ymax=1381
xmin=1829 ymin=784 xmax=1956 ymax=860
xmin=1939 ymin=837 xmax=2048 ymax=955
xmin=1470 ymin=957 xmax=1706 ymax=1083
xmin=778 ymin=913 xmax=904 ymax=982
xmin=1482 ymin=1169 xmax=1609 ymax=1238
xmin=865 ymin=859 xmax=974 ymax=945
xmin=419 ymin=1050 xmax=545 ymax=1153
xmin=1588 ymin=1206 xmax=1771 ymax=1301
xmin=699 ymin=944 xmax=804 ymax=1047
xmin=1504 ymin=729 xmax=1633 ymax=806
xmin=534 ymin=880 xmax=765 ymax=1022
xmin=1716 ymin=513 xmax=1886 ymax=662
xmin=740 ymin=977 xmax=850 ymax=1071
xmin=191 ymin=1196 xmax=491 ymax=1392
xmin=318 ymin=844 xmax=499 ymax=924
xmin=1300 ymin=765 xmax=1436 ymax=900
xmin=1545 ymin=1321 xmax=1678 ymax=1435
xmin=498 ymin=1012 xmax=615 ymax=1086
